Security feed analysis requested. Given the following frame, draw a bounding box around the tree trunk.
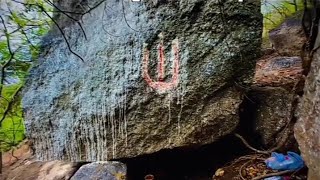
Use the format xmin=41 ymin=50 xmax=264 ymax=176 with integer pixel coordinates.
xmin=0 ymin=151 xmax=2 ymax=174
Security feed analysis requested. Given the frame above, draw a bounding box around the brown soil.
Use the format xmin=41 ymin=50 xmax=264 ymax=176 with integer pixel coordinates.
xmin=1 ymin=140 xmax=35 ymax=179
xmin=212 ymin=154 xmax=308 ymax=180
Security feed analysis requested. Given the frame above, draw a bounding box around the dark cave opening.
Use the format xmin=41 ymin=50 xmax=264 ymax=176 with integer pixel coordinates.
xmin=122 ymin=135 xmax=250 ymax=180
xmin=237 ymin=92 xmax=264 ymax=149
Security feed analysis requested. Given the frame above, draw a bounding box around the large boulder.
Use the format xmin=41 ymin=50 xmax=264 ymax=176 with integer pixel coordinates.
xmin=22 ymin=0 xmax=262 ymax=161
xmin=295 ymin=49 xmax=320 ymax=179
xmin=269 ymin=18 xmax=305 ymax=56
xmin=249 ymin=15 xmax=304 ymax=150
xmin=253 ymin=56 xmax=303 ymax=88
xmin=242 ymin=55 xmax=303 ymax=149
xmin=245 ymin=87 xmax=295 ymax=148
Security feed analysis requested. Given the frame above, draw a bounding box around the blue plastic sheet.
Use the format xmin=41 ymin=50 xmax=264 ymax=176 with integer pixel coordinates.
xmin=265 ymin=151 xmax=304 ymax=171
xmin=264 ymin=176 xmax=283 ymax=180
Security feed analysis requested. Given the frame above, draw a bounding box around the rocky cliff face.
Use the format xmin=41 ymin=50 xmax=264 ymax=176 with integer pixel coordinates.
xmin=295 ymin=49 xmax=320 ymax=180
xmin=22 ymin=0 xmax=262 ymax=161
xmin=249 ymin=18 xmax=304 ymax=150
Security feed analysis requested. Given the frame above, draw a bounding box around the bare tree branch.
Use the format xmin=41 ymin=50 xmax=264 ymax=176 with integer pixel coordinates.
xmin=83 ymin=0 xmax=107 ymax=15
xmin=0 ymin=15 xmax=15 ymax=96
xmin=0 ymin=85 xmax=22 ymax=126
xmin=264 ymin=1 xmax=288 ymax=17
xmin=11 ymin=0 xmax=105 ymax=62
xmin=44 ymin=0 xmax=88 ymax=40
xmin=40 ymin=8 xmax=85 ymax=62
xmin=121 ymin=0 xmax=139 ymax=32
xmin=234 ymin=133 xmax=271 ymax=155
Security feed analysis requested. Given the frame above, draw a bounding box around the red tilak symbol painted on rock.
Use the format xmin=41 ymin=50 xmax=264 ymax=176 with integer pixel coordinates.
xmin=142 ymin=34 xmax=180 ymax=92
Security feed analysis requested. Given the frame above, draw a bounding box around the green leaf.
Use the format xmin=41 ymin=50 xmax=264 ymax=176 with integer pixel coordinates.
xmin=10 ymin=11 xmax=28 ymax=27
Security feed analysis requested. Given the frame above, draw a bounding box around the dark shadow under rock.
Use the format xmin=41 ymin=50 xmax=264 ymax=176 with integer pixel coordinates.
xmin=123 ymin=135 xmax=249 ymax=180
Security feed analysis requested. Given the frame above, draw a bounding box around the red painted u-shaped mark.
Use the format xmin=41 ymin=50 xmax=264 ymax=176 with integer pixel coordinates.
xmin=142 ymin=34 xmax=180 ymax=92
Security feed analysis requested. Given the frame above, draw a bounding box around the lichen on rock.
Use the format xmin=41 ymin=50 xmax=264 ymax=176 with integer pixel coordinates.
xmin=295 ymin=49 xmax=320 ymax=180
xmin=22 ymin=0 xmax=262 ymax=161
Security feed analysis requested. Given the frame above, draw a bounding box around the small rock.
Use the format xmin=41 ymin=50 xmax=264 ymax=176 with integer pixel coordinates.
xmin=144 ymin=174 xmax=154 ymax=180
xmin=215 ymin=168 xmax=225 ymax=177
xmin=71 ymin=161 xmax=126 ymax=180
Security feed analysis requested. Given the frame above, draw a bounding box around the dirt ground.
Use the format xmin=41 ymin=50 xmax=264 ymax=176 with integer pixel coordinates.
xmin=213 ymin=154 xmax=308 ymax=180
xmin=0 ymin=141 xmax=309 ymax=180
xmin=1 ymin=140 xmax=35 ymax=179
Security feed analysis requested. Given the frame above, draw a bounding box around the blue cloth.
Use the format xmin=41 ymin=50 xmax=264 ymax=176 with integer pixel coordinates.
xmin=264 ymin=176 xmax=283 ymax=180
xmin=265 ymin=151 xmax=304 ymax=170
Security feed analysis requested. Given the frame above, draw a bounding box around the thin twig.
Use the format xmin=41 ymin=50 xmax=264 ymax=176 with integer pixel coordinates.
xmin=7 ymin=8 xmax=37 ymax=49
xmin=101 ymin=3 xmax=124 ymax=37
xmin=234 ymin=133 xmax=271 ymax=155
xmin=44 ymin=0 xmax=87 ymax=40
xmin=40 ymin=6 xmax=85 ymax=62
xmin=121 ymin=0 xmax=139 ymax=32
xmin=0 ymin=15 xmax=15 ymax=96
xmin=83 ymin=0 xmax=107 ymax=15
xmin=0 ymin=86 xmax=22 ymax=126
xmin=264 ymin=1 xmax=289 ymax=17
xmin=9 ymin=0 xmax=85 ymax=62
xmin=21 ymin=29 xmax=36 ymax=48
xmin=264 ymin=15 xmax=278 ymax=26
xmin=239 ymin=160 xmax=252 ymax=180
xmin=290 ymin=167 xmax=304 ymax=178
xmin=9 ymin=149 xmax=18 ymax=162
xmin=267 ymin=80 xmax=301 ymax=152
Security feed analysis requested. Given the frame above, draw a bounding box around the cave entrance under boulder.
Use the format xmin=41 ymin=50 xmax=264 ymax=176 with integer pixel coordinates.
xmin=121 ymin=135 xmax=249 ymax=180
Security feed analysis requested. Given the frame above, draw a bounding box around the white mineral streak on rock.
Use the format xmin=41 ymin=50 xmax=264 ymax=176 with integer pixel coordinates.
xmin=43 ymin=1 xmax=146 ymax=161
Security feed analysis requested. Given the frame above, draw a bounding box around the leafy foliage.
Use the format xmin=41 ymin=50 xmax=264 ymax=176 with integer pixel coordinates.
xmin=262 ymin=0 xmax=304 ymax=46
xmin=0 ymin=0 xmax=52 ymax=152
xmin=0 ymin=84 xmax=24 ymax=151
xmin=0 ymin=0 xmax=106 ymax=152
